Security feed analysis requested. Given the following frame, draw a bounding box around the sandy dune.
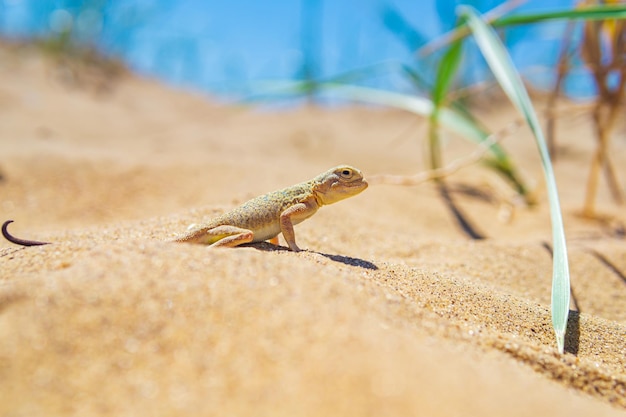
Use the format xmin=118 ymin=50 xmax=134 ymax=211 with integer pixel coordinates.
xmin=1 ymin=43 xmax=625 ymax=416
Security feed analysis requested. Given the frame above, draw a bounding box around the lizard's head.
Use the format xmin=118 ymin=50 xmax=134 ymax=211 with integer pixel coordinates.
xmin=314 ymin=165 xmax=368 ymax=205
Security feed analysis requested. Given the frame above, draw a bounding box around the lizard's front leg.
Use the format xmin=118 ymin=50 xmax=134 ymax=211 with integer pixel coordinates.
xmin=279 ymin=199 xmax=319 ymax=252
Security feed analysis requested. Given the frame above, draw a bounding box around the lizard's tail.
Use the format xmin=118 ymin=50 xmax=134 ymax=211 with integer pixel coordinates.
xmin=2 ymin=220 xmax=50 ymax=247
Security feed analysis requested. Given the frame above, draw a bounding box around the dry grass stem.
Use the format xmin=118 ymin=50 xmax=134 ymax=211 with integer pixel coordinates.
xmin=369 ymin=119 xmax=525 ymax=186
xmin=580 ymin=1 xmax=625 ymax=216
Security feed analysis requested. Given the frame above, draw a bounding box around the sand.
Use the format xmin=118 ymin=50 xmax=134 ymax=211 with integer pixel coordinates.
xmin=1 ymin=42 xmax=625 ymax=416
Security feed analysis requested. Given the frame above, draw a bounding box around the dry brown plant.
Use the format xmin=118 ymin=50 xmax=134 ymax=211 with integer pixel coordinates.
xmin=580 ymin=0 xmax=625 ymax=216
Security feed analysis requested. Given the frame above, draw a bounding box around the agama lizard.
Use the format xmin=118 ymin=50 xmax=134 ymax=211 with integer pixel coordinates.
xmin=2 ymin=165 xmax=368 ymax=251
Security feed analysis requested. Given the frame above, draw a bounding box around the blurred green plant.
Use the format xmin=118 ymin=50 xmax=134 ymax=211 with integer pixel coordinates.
xmin=249 ymin=2 xmax=626 ymax=353
xmin=380 ymin=2 xmax=624 ymax=354
xmin=458 ymin=4 xmax=571 ymax=355
xmin=35 ymin=1 xmax=127 ymax=92
xmin=298 ymin=0 xmax=324 ymax=104
xmin=379 ymin=3 xmax=576 ymax=352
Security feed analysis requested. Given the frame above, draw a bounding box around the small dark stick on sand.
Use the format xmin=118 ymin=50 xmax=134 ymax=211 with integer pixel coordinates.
xmin=2 ymin=220 xmax=50 ymax=247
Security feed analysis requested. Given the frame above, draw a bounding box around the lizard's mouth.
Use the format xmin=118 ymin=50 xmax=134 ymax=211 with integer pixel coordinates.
xmin=333 ymin=179 xmax=368 ymax=191
xmin=317 ymin=179 xmax=368 ymax=205
xmin=346 ymin=179 xmax=368 ymax=189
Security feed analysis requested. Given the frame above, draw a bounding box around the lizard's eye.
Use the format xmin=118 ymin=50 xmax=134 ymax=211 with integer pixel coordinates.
xmin=340 ymin=169 xmax=353 ymax=178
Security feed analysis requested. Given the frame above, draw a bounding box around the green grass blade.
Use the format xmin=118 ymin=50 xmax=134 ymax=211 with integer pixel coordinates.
xmin=242 ymin=61 xmax=406 ymax=98
xmin=310 ymin=84 xmax=495 ymax=149
xmin=420 ymin=4 xmax=626 ymax=56
xmin=382 ymin=4 xmax=430 ymax=51
xmin=432 ymin=39 xmax=463 ymax=107
xmin=493 ymin=5 xmax=626 ymax=28
xmin=458 ymin=5 xmax=571 ymax=354
xmin=429 ymin=36 xmax=463 ymax=171
xmin=248 ymin=81 xmax=470 ymax=137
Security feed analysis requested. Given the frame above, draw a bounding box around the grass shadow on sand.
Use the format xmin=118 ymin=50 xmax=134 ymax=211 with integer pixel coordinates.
xmin=588 ymin=249 xmax=626 ymax=286
xmin=564 ymin=310 xmax=580 ymax=355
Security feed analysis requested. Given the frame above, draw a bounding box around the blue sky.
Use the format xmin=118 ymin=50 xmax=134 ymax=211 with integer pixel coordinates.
xmin=1 ymin=0 xmax=595 ymax=98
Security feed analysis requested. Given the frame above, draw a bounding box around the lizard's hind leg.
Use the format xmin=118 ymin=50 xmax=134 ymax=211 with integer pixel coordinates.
xmin=204 ymin=225 xmax=254 ymax=248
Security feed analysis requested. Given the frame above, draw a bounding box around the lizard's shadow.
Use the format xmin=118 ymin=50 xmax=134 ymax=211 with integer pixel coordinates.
xmin=316 ymin=251 xmax=378 ymax=270
xmin=246 ymin=242 xmax=378 ymax=270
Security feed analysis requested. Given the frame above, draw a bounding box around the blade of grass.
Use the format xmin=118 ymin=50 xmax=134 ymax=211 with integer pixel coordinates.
xmin=458 ymin=5 xmax=571 ymax=353
xmin=382 ymin=4 xmax=430 ymax=51
xmin=241 ymin=60 xmax=406 ymax=98
xmin=429 ymin=36 xmax=463 ymax=171
xmin=248 ymin=81 xmax=483 ymax=144
xmin=494 ymin=4 xmax=626 ymax=27
xmin=420 ymin=4 xmax=626 ymax=56
xmin=428 ymin=34 xmax=487 ymax=240
xmin=432 ymin=39 xmax=463 ymax=107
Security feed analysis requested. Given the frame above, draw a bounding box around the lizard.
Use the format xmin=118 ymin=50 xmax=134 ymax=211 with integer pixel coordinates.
xmin=2 ymin=165 xmax=368 ymax=252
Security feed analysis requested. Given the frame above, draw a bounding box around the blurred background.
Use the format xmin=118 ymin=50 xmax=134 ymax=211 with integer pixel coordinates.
xmin=0 ymin=0 xmax=600 ymax=99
